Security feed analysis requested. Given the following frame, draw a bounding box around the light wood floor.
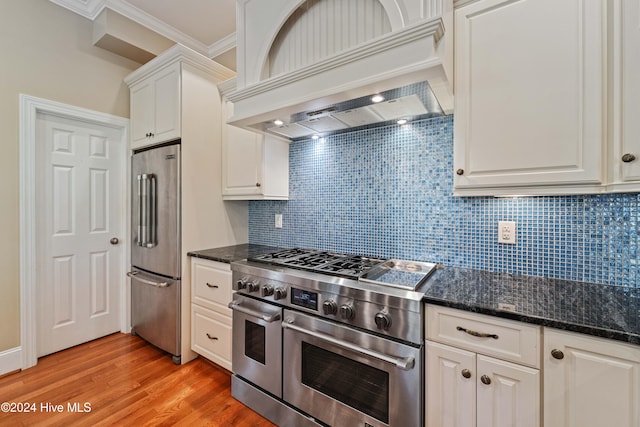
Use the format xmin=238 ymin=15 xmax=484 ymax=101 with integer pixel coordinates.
xmin=0 ymin=333 xmax=276 ymax=427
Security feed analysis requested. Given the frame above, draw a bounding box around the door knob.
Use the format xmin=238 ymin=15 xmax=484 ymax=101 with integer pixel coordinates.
xmin=110 ymin=237 xmax=119 ymax=245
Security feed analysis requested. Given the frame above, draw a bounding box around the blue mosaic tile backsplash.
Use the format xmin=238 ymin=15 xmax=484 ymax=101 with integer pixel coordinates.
xmin=249 ymin=115 xmax=640 ymax=288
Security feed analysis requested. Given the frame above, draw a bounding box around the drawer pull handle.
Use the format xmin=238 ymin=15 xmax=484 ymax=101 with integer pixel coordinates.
xmin=456 ymin=326 xmax=499 ymax=340
xmin=205 ymin=282 xmax=219 ymax=288
xmin=206 ymin=333 xmax=218 ymax=341
xmin=551 ymin=349 xmax=564 ymax=360
xmin=480 ymin=375 xmax=492 ymax=385
xmin=461 ymin=369 xmax=471 ymax=379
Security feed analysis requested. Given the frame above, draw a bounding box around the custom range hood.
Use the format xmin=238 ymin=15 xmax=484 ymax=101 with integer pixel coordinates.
xmin=225 ymin=0 xmax=454 ymax=140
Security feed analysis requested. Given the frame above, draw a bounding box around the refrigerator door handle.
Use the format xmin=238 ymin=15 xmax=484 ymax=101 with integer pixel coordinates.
xmin=127 ymin=271 xmax=169 ymax=288
xmin=148 ymin=173 xmax=157 ymax=248
xmin=137 ymin=173 xmax=157 ymax=248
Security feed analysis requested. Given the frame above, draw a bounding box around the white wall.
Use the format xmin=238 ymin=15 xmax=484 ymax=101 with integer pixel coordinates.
xmin=0 ymin=0 xmax=139 ymax=352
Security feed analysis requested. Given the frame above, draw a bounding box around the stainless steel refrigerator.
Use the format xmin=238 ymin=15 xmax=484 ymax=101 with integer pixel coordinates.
xmin=128 ymin=141 xmax=181 ymax=364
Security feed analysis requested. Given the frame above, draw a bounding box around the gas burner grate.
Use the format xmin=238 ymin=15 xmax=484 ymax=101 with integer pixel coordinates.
xmin=249 ymin=249 xmax=386 ymax=279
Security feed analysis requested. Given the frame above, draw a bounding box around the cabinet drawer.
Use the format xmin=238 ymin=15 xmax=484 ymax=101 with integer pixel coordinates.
xmin=426 ymin=305 xmax=541 ymax=368
xmin=191 ymin=304 xmax=232 ymax=371
xmin=191 ymin=258 xmax=232 ymax=315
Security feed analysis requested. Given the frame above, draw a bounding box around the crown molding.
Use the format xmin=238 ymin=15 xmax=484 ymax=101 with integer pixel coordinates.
xmin=48 ymin=0 xmax=236 ymax=59
xmin=208 ymin=32 xmax=237 ymax=58
xmin=49 ymin=0 xmax=105 ymax=19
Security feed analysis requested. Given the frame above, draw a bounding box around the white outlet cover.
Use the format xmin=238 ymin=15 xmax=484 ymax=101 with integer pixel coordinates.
xmin=275 ymin=214 xmax=283 ymax=229
xmin=498 ymin=221 xmax=516 ymax=244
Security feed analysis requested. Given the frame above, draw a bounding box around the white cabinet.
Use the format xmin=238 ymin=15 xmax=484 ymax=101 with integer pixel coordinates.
xmin=425 ymin=305 xmax=541 ymax=427
xmin=543 ymin=328 xmax=640 ymax=427
xmin=453 ymin=0 xmax=606 ymax=196
xmin=609 ymin=0 xmax=640 ymax=191
xmin=190 ymin=257 xmax=234 ymax=371
xmin=129 ymin=62 xmax=181 ymax=149
xmin=220 ymin=95 xmax=289 ymax=200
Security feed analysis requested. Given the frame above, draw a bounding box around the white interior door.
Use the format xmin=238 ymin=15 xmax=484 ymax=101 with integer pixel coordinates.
xmin=36 ymin=112 xmax=124 ymax=357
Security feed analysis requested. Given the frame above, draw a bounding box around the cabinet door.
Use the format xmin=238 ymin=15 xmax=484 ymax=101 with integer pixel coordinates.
xmin=619 ymin=0 xmax=640 ymax=183
xmin=426 ymin=341 xmax=475 ymax=427
xmin=544 ymin=329 xmax=640 ymax=427
xmin=129 ymin=64 xmax=181 ymax=150
xmin=152 ymin=64 xmax=181 ymax=143
xmin=454 ymin=0 xmax=605 ymax=193
xmin=130 ymin=80 xmax=154 ymax=148
xmin=221 ymin=100 xmax=264 ymax=196
xmin=476 ymin=355 xmax=540 ymax=427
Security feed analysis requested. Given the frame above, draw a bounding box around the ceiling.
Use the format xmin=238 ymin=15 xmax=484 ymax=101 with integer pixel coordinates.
xmin=50 ymin=0 xmax=238 ymax=69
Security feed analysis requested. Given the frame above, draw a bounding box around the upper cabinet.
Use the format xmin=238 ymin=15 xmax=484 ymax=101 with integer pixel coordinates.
xmin=609 ymin=0 xmax=640 ymax=191
xmin=453 ymin=0 xmax=606 ymax=196
xmin=220 ymin=81 xmax=289 ymax=200
xmin=129 ymin=62 xmax=181 ymax=149
xmin=454 ymin=0 xmax=640 ymax=196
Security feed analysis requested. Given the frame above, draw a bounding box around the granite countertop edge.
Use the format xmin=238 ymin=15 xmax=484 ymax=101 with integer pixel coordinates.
xmin=187 ymin=244 xmax=285 ymax=264
xmin=422 ymin=267 xmax=640 ymax=347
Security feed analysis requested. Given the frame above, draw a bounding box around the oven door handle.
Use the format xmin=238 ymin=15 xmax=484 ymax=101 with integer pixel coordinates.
xmin=228 ymin=301 xmax=281 ymax=323
xmin=282 ymin=320 xmax=415 ymax=371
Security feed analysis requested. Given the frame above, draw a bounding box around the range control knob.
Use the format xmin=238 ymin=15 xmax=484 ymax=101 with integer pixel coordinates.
xmin=340 ymin=303 xmax=355 ymax=320
xmin=273 ymin=287 xmax=287 ymax=300
xmin=374 ymin=311 xmax=392 ymax=330
xmin=261 ymin=284 xmax=274 ymax=297
xmin=246 ymin=280 xmax=260 ymax=293
xmin=236 ymin=278 xmax=247 ymax=289
xmin=322 ymin=300 xmax=338 ymax=315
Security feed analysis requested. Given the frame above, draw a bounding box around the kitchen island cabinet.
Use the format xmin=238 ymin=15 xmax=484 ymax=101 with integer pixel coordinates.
xmin=453 ymin=0 xmax=606 ymax=195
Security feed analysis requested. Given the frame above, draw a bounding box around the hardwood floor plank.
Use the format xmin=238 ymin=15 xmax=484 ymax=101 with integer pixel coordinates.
xmin=0 ymin=333 xmax=276 ymax=427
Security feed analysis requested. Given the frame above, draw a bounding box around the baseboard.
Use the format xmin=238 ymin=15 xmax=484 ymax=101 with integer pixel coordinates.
xmin=0 ymin=346 xmax=23 ymax=376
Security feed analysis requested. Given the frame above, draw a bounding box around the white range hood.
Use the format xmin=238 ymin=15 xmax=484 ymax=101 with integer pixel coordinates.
xmin=226 ymin=0 xmax=454 ymax=139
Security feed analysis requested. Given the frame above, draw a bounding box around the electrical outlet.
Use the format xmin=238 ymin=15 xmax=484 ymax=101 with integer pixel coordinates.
xmin=275 ymin=214 xmax=283 ymax=229
xmin=498 ymin=221 xmax=516 ymax=244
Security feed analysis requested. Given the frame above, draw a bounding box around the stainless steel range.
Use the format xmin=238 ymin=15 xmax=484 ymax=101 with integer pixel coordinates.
xmin=228 ymin=248 xmax=437 ymax=427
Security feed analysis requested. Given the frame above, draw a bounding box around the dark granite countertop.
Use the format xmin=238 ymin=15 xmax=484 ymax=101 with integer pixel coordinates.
xmin=423 ymin=267 xmax=640 ymax=346
xmin=187 ymin=244 xmax=284 ymax=264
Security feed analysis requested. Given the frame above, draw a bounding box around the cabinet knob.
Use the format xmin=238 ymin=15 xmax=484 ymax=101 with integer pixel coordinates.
xmin=551 ymin=349 xmax=565 ymax=360
xmin=480 ymin=375 xmax=492 ymax=385
xmin=456 ymin=168 xmax=464 ymax=176
xmin=256 ymin=182 xmax=261 ymax=187
xmin=461 ymin=369 xmax=472 ymax=379
xmin=622 ymin=153 xmax=636 ymax=163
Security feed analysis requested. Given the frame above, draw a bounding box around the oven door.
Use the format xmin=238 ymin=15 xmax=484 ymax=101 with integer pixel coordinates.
xmin=282 ymin=309 xmax=422 ymax=427
xmin=229 ymin=295 xmax=283 ymax=398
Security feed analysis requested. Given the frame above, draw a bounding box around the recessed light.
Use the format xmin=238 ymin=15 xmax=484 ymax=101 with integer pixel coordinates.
xmin=397 ymin=119 xmax=408 ymax=125
xmin=311 ymin=135 xmax=320 ymax=140
xmin=371 ymin=94 xmax=385 ymax=103
xmin=273 ymin=119 xmax=284 ymax=126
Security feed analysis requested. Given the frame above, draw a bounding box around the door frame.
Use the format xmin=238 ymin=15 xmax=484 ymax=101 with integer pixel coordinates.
xmin=19 ymin=94 xmax=130 ymax=369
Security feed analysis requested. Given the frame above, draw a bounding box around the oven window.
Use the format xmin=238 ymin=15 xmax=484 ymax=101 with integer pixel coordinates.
xmin=244 ymin=320 xmax=266 ymax=364
xmin=301 ymin=342 xmax=389 ymax=423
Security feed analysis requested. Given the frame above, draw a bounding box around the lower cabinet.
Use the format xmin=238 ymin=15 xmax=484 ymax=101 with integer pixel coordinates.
xmin=425 ymin=305 xmax=541 ymax=427
xmin=426 ymin=341 xmax=540 ymax=427
xmin=544 ymin=328 xmax=640 ymax=427
xmin=191 ymin=305 xmax=232 ymax=371
xmin=190 ymin=257 xmax=234 ymax=370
